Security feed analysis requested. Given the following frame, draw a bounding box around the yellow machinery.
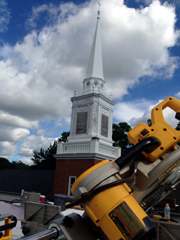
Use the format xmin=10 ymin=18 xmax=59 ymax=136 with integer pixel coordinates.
xmin=72 ymin=160 xmax=150 ymax=240
xmin=128 ymin=96 xmax=180 ymax=161
xmin=0 ymin=216 xmax=17 ymax=240
xmin=66 ymin=96 xmax=180 ymax=240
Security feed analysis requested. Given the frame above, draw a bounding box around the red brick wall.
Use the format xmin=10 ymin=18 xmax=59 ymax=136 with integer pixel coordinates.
xmin=54 ymin=159 xmax=98 ymax=194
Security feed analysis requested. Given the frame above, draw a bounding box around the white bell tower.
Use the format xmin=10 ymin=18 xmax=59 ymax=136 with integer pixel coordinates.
xmin=57 ymin=5 xmax=120 ymax=160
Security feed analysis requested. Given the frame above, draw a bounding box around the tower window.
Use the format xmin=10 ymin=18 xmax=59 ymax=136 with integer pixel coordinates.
xmin=67 ymin=176 xmax=76 ymax=196
xmin=101 ymin=114 xmax=108 ymax=137
xmin=76 ymin=112 xmax=88 ymax=134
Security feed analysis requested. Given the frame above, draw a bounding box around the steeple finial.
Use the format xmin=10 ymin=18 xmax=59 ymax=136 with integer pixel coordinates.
xmin=83 ymin=0 xmax=104 ymax=91
xmin=97 ymin=0 xmax=101 ymax=20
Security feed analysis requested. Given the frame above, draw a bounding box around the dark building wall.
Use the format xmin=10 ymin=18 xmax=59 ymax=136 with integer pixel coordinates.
xmin=170 ymin=185 xmax=180 ymax=204
xmin=54 ymin=159 xmax=98 ymax=195
xmin=0 ymin=169 xmax=54 ymax=197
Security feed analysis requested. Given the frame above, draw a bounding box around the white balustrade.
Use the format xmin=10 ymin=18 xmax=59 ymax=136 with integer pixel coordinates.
xmin=57 ymin=142 xmax=91 ymax=154
xmin=57 ymin=140 xmax=120 ymax=158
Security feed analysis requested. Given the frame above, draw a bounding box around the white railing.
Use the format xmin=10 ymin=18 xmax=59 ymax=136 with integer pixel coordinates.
xmin=57 ymin=140 xmax=120 ymax=158
xmin=98 ymin=143 xmax=120 ymax=157
xmin=57 ymin=142 xmax=91 ymax=154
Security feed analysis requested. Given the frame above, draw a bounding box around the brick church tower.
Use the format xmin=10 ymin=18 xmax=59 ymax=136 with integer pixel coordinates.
xmin=54 ymin=8 xmax=120 ymax=196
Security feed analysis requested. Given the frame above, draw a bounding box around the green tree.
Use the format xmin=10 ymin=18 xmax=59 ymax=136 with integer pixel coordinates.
xmin=58 ymin=131 xmax=70 ymax=142
xmin=112 ymin=122 xmax=132 ymax=149
xmin=0 ymin=157 xmax=13 ymax=169
xmin=11 ymin=161 xmax=30 ymax=169
xmin=0 ymin=157 xmax=29 ymax=169
xmin=31 ymin=141 xmax=57 ymax=169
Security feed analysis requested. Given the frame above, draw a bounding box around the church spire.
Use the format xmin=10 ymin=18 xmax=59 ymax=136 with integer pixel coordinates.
xmin=83 ymin=1 xmax=105 ymax=91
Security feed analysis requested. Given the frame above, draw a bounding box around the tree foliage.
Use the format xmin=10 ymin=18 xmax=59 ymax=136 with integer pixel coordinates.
xmin=58 ymin=131 xmax=70 ymax=142
xmin=0 ymin=157 xmax=13 ymax=169
xmin=112 ymin=122 xmax=132 ymax=149
xmin=11 ymin=161 xmax=30 ymax=169
xmin=31 ymin=131 xmax=70 ymax=169
xmin=0 ymin=157 xmax=29 ymax=169
xmin=31 ymin=141 xmax=57 ymax=169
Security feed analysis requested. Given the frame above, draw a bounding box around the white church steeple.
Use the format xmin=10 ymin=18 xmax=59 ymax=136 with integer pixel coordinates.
xmin=57 ymin=1 xmax=120 ymax=161
xmin=83 ymin=3 xmax=105 ymax=92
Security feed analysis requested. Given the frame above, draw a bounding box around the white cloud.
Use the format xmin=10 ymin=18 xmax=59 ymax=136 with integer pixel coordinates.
xmin=0 ymin=111 xmax=37 ymax=128
xmin=0 ymin=0 xmax=178 ymax=158
xmin=0 ymin=110 xmax=36 ymax=158
xmin=0 ymin=127 xmax=29 ymax=142
xmin=27 ymin=4 xmax=59 ymax=29
xmin=0 ymin=0 xmax=10 ymax=33
xmin=176 ymin=92 xmax=180 ymax=98
xmin=113 ymin=99 xmax=153 ymax=124
xmin=162 ymin=106 xmax=179 ymax=128
xmin=0 ymin=141 xmax=16 ymax=158
xmin=19 ymin=133 xmax=54 ymax=158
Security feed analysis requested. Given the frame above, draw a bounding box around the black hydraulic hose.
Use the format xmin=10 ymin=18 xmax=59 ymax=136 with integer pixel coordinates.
xmin=65 ymin=175 xmax=134 ymax=209
xmin=115 ymin=137 xmax=160 ymax=168
xmin=0 ymin=215 xmax=17 ymax=231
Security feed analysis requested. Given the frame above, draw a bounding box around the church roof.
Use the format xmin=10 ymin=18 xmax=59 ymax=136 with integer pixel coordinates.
xmin=86 ymin=10 xmax=104 ymax=81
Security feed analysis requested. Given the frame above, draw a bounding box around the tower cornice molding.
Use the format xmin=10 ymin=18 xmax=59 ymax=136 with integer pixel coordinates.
xmin=83 ymin=77 xmax=105 ymax=84
xmin=71 ymin=92 xmax=113 ymax=105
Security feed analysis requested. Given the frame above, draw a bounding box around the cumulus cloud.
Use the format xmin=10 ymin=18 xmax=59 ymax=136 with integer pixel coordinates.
xmin=163 ymin=106 xmax=179 ymax=128
xmin=113 ymin=99 xmax=153 ymax=124
xmin=0 ymin=111 xmax=37 ymax=128
xmin=0 ymin=127 xmax=29 ymax=142
xmin=0 ymin=0 xmax=10 ymax=33
xmin=26 ymin=2 xmax=75 ymax=30
xmin=0 ymin=110 xmax=36 ymax=159
xmin=176 ymin=92 xmax=180 ymax=98
xmin=0 ymin=0 xmax=178 ymax=158
xmin=19 ymin=133 xmax=54 ymax=158
xmin=0 ymin=142 xmax=16 ymax=158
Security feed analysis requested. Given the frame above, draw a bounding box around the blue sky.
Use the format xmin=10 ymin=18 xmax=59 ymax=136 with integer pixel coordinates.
xmin=0 ymin=0 xmax=179 ymax=162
